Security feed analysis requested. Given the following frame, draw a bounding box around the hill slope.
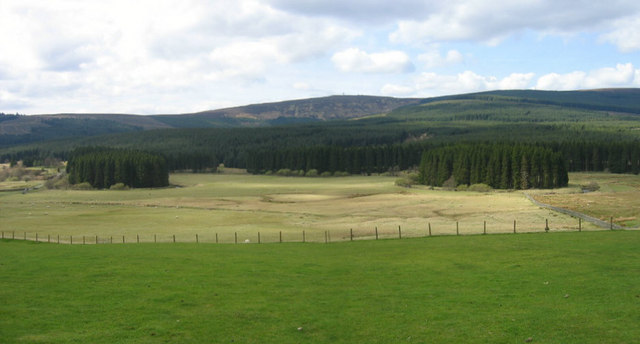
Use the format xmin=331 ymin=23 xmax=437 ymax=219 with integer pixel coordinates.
xmin=0 ymin=96 xmax=419 ymax=147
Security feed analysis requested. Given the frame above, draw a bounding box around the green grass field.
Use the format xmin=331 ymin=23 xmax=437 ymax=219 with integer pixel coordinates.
xmin=1 ymin=231 xmax=639 ymax=343
xmin=0 ymin=174 xmax=598 ymax=244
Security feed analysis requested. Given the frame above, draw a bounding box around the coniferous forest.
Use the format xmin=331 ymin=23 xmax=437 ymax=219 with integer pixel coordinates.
xmin=67 ymin=148 xmax=169 ymax=189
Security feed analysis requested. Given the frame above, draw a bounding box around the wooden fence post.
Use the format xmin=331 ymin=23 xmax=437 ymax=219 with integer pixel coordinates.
xmin=610 ymin=217 xmax=613 ymax=230
xmin=483 ymin=221 xmax=487 ymax=235
xmin=302 ymin=230 xmax=306 ymax=243
xmin=456 ymin=222 xmax=459 ymax=236
xmin=428 ymin=222 xmax=432 ymax=236
xmin=545 ymin=219 xmax=549 ymax=232
xmin=398 ymin=225 xmax=402 ymax=239
xmin=350 ymin=228 xmax=353 ymax=241
xmin=375 ymin=226 xmax=378 ymax=240
xmin=579 ymin=218 xmax=582 ymax=232
xmin=216 ymin=233 xmax=218 ymax=244
xmin=173 ymin=234 xmax=176 ymax=243
xmin=258 ymin=232 xmax=261 ymax=244
xmin=514 ymin=220 xmax=517 ymax=233
xmin=196 ymin=234 xmax=199 ymax=243
xmin=279 ymin=231 xmax=282 ymax=243
xmin=235 ymin=232 xmax=238 ymax=244
xmin=71 ymin=235 xmax=73 ymax=245
xmin=110 ymin=236 xmax=113 ymax=244
xmin=48 ymin=234 xmax=51 ymax=243
xmin=137 ymin=234 xmax=140 ymax=243
xmin=36 ymin=233 xmax=38 ymax=242
xmin=154 ymin=234 xmax=157 ymax=243
xmin=57 ymin=235 xmax=60 ymax=244
xmin=122 ymin=235 xmax=125 ymax=244
xmin=95 ymin=235 xmax=98 ymax=244
xmin=12 ymin=231 xmax=15 ymax=240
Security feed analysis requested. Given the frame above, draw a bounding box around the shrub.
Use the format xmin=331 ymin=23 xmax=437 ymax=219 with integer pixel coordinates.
xmin=297 ymin=170 xmax=306 ymax=177
xmin=73 ymin=182 xmax=93 ymax=190
xmin=395 ymin=178 xmax=412 ymax=188
xmin=333 ymin=171 xmax=350 ymax=177
xmin=581 ymin=182 xmax=600 ymax=193
xmin=467 ymin=183 xmax=493 ymax=192
xmin=305 ymin=169 xmax=318 ymax=177
xmin=320 ymin=171 xmax=333 ymax=177
xmin=442 ymin=176 xmax=457 ymax=190
xmin=109 ymin=183 xmax=129 ymax=190
xmin=456 ymin=184 xmax=469 ymax=191
xmin=276 ymin=169 xmax=292 ymax=176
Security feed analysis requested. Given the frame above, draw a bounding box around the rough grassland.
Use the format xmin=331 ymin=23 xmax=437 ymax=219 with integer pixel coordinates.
xmin=533 ymin=173 xmax=640 ymax=228
xmin=0 ymin=174 xmax=596 ymax=243
xmin=1 ymin=231 xmax=639 ymax=343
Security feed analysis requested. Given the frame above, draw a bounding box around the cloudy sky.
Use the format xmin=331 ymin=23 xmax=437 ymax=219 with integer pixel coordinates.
xmin=1 ymin=0 xmax=640 ymax=114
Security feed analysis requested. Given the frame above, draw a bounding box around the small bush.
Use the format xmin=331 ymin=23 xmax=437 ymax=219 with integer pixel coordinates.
xmin=467 ymin=183 xmax=493 ymax=192
xmin=456 ymin=184 xmax=469 ymax=191
xmin=320 ymin=171 xmax=333 ymax=177
xmin=395 ymin=178 xmax=412 ymax=188
xmin=109 ymin=183 xmax=129 ymax=190
xmin=581 ymin=181 xmax=600 ymax=193
xmin=73 ymin=182 xmax=93 ymax=190
xmin=276 ymin=169 xmax=292 ymax=176
xmin=333 ymin=171 xmax=350 ymax=177
xmin=305 ymin=169 xmax=318 ymax=177
xmin=442 ymin=176 xmax=457 ymax=190
xmin=297 ymin=170 xmax=306 ymax=177
xmin=264 ymin=170 xmax=273 ymax=175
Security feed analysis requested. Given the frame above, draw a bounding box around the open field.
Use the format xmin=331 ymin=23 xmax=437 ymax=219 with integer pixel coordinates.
xmin=0 ymin=174 xmax=598 ymax=243
xmin=1 ymin=231 xmax=639 ymax=343
xmin=533 ymin=173 xmax=640 ymax=228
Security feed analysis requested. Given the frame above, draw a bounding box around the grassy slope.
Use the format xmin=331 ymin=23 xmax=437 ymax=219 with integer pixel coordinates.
xmin=0 ymin=174 xmax=597 ymax=243
xmin=1 ymin=231 xmax=639 ymax=343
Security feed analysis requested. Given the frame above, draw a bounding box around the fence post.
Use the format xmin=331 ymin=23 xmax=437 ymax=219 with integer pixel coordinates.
xmin=137 ymin=234 xmax=140 ymax=244
xmin=36 ymin=233 xmax=38 ymax=242
xmin=123 ymin=235 xmax=125 ymax=244
xmin=235 ymin=232 xmax=238 ymax=244
xmin=95 ymin=235 xmax=98 ymax=244
xmin=173 ymin=234 xmax=176 ymax=243
xmin=48 ymin=234 xmax=51 ymax=243
xmin=428 ymin=222 xmax=432 ymax=236
xmin=258 ymin=232 xmax=261 ymax=244
xmin=398 ymin=225 xmax=402 ymax=239
xmin=610 ymin=217 xmax=613 ymax=230
xmin=483 ymin=221 xmax=487 ymax=235
xmin=57 ymin=235 xmax=60 ymax=244
xmin=110 ymin=236 xmax=113 ymax=244
xmin=216 ymin=233 xmax=219 ymax=244
xmin=375 ymin=226 xmax=378 ymax=240
xmin=579 ymin=218 xmax=582 ymax=232
xmin=71 ymin=235 xmax=73 ymax=245
xmin=545 ymin=219 xmax=549 ymax=232
xmin=350 ymin=228 xmax=353 ymax=241
xmin=83 ymin=236 xmax=85 ymax=245
xmin=279 ymin=231 xmax=282 ymax=243
xmin=456 ymin=222 xmax=459 ymax=236
xmin=514 ymin=220 xmax=517 ymax=233
xmin=196 ymin=234 xmax=199 ymax=243
xmin=303 ymin=230 xmax=306 ymax=243
xmin=154 ymin=234 xmax=157 ymax=243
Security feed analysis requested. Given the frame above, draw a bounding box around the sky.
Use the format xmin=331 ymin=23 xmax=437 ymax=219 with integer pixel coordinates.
xmin=1 ymin=0 xmax=640 ymax=115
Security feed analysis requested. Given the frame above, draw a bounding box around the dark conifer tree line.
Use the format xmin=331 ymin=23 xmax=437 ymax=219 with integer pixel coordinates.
xmin=67 ymin=147 xmax=169 ymax=188
xmin=418 ymin=144 xmax=568 ymax=189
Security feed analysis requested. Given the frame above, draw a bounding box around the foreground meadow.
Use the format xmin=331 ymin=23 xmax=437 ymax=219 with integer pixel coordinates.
xmin=0 ymin=174 xmax=597 ymax=243
xmin=1 ymin=231 xmax=639 ymax=343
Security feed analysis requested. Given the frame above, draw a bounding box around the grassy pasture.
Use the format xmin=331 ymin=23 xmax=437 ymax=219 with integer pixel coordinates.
xmin=0 ymin=174 xmax=596 ymax=243
xmin=1 ymin=231 xmax=639 ymax=343
xmin=533 ymin=173 xmax=640 ymax=228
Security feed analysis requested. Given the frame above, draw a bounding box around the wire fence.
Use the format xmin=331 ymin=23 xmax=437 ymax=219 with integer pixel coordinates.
xmin=0 ymin=216 xmax=631 ymax=245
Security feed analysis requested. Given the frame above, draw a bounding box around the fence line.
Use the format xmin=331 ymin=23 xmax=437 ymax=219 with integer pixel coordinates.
xmin=1 ymin=217 xmax=635 ymax=245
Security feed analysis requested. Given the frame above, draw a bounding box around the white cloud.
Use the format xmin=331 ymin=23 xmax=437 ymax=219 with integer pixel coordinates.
xmin=332 ymin=48 xmax=414 ymax=73
xmin=536 ymin=63 xmax=638 ymax=90
xmin=418 ymin=49 xmax=464 ymax=68
xmin=600 ymin=17 xmax=640 ymax=52
xmin=389 ymin=0 xmax=640 ymax=45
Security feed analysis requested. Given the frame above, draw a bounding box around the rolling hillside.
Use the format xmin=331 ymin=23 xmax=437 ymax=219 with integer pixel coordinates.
xmin=0 ymin=96 xmax=420 ymax=147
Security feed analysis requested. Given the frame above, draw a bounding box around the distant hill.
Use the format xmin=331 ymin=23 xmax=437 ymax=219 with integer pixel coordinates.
xmin=0 ymin=95 xmax=419 ymax=147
